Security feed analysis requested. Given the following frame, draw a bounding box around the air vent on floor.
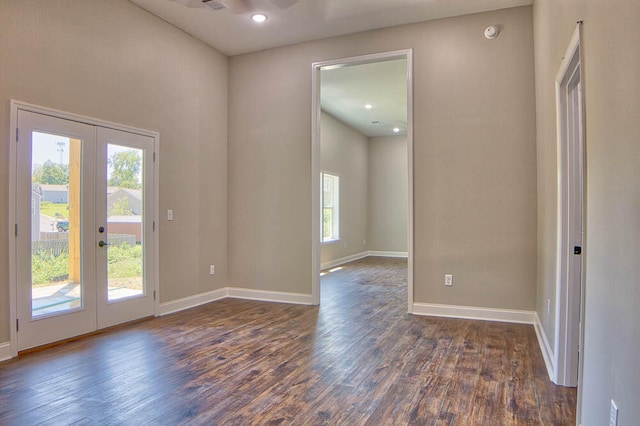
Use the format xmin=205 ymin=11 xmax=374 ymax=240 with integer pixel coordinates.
xmin=202 ymin=0 xmax=229 ymax=11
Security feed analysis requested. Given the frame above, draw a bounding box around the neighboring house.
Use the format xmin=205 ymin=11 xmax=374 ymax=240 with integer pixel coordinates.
xmin=107 ymin=215 xmax=142 ymax=243
xmin=107 ymin=188 xmax=142 ymax=215
xmin=39 ymin=184 xmax=68 ymax=203
xmin=31 ymin=190 xmax=40 ymax=242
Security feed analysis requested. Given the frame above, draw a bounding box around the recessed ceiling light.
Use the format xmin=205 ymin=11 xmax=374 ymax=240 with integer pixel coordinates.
xmin=393 ymin=127 xmax=401 ymax=133
xmin=251 ymin=13 xmax=267 ymax=23
xmin=364 ymin=104 xmax=373 ymax=110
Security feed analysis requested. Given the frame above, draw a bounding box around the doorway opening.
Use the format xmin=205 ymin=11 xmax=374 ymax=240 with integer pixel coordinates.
xmin=311 ymin=50 xmax=414 ymax=311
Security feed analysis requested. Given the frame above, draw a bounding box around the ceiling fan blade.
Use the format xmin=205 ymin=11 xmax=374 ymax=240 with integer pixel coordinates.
xmin=268 ymin=0 xmax=298 ymax=9
xmin=170 ymin=0 xmax=253 ymax=13
xmin=201 ymin=0 xmax=252 ymax=13
xmin=169 ymin=0 xmax=205 ymax=8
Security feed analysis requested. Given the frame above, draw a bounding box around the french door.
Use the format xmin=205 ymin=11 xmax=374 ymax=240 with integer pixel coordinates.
xmin=15 ymin=109 xmax=155 ymax=351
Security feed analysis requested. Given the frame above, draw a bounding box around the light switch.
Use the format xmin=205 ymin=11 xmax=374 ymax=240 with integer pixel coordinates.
xmin=167 ymin=209 xmax=173 ymax=221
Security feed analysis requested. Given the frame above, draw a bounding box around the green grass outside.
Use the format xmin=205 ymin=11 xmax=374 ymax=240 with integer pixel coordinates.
xmin=32 ymin=243 xmax=142 ymax=286
xmin=107 ymin=244 xmax=143 ymax=279
xmin=39 ymin=201 xmax=69 ymax=218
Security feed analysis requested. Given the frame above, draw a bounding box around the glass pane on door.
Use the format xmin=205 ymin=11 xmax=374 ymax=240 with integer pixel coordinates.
xmin=30 ymin=132 xmax=82 ymax=317
xmin=106 ymin=144 xmax=144 ymax=301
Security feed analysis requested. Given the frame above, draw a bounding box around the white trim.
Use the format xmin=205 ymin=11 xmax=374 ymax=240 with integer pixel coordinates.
xmin=158 ymin=287 xmax=314 ymax=316
xmin=226 ymin=288 xmax=314 ymax=305
xmin=321 ymin=251 xmax=368 ymax=270
xmin=8 ymin=103 xmax=18 ymax=358
xmin=158 ymin=289 xmax=227 ymax=316
xmin=153 ymin=131 xmax=161 ymax=323
xmin=320 ymin=251 xmax=408 ymax=270
xmin=311 ymin=59 xmax=321 ymax=305
xmin=0 ymin=342 xmax=12 ymax=362
xmin=412 ymin=303 xmax=536 ymax=324
xmin=534 ymin=313 xmax=556 ymax=381
xmin=10 ymin=100 xmax=159 ymax=138
xmin=406 ymin=50 xmax=415 ymax=314
xmin=368 ymin=251 xmax=408 ymax=258
xmin=311 ymin=49 xmax=414 ymax=312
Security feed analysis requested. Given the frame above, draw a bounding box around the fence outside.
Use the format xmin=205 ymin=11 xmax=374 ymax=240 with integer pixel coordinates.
xmin=32 ymin=234 xmax=137 ymax=256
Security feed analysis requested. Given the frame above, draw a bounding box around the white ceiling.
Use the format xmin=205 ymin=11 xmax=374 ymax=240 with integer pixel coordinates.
xmin=321 ymin=59 xmax=407 ymax=138
xmin=129 ymin=0 xmax=532 ymax=56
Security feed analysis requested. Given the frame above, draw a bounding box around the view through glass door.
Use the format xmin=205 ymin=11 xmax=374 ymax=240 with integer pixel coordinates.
xmin=15 ymin=109 xmax=155 ymax=351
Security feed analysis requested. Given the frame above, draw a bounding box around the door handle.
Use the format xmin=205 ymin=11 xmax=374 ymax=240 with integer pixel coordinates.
xmin=98 ymin=240 xmax=109 ymax=248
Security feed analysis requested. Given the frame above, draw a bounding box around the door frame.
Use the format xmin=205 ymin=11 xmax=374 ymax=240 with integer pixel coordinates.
xmin=554 ymin=23 xmax=586 ymax=388
xmin=8 ymin=100 xmax=160 ymax=358
xmin=310 ymin=49 xmax=414 ymax=311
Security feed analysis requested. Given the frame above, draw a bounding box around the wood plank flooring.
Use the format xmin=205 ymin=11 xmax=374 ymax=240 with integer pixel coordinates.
xmin=0 ymin=257 xmax=576 ymax=425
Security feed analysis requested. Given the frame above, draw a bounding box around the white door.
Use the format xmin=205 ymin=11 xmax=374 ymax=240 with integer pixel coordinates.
xmin=96 ymin=127 xmax=155 ymax=329
xmin=16 ymin=111 xmax=98 ymax=350
xmin=15 ymin=110 xmax=155 ymax=351
xmin=555 ymin=25 xmax=585 ymax=387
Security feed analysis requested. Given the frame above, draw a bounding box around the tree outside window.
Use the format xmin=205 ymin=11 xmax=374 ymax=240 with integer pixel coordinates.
xmin=322 ymin=172 xmax=339 ymax=242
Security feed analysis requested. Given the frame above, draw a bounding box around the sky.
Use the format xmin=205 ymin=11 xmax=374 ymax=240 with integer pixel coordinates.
xmin=32 ymin=131 xmax=142 ymax=181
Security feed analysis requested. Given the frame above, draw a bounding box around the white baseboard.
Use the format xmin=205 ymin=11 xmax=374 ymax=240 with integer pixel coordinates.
xmin=158 ymin=286 xmax=314 ymax=316
xmin=412 ymin=302 xmax=537 ymax=324
xmin=321 ymin=251 xmax=368 ymax=270
xmin=226 ymin=288 xmax=314 ymax=305
xmin=0 ymin=341 xmax=12 ymax=362
xmin=320 ymin=250 xmax=408 ymax=270
xmin=158 ymin=288 xmax=227 ymax=316
xmin=534 ymin=312 xmax=556 ymax=381
xmin=368 ymin=251 xmax=408 ymax=258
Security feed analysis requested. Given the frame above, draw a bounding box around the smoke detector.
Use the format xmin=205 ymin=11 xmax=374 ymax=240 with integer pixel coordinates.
xmin=484 ymin=26 xmax=500 ymax=40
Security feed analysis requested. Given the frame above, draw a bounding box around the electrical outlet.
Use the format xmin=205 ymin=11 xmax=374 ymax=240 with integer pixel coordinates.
xmin=209 ymin=265 xmax=215 ymax=275
xmin=167 ymin=209 xmax=173 ymax=221
xmin=610 ymin=400 xmax=618 ymax=426
xmin=445 ymin=274 xmax=453 ymax=286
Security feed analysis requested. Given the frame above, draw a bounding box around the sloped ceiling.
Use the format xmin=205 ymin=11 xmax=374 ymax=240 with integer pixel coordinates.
xmin=128 ymin=0 xmax=530 ymax=138
xmin=129 ymin=0 xmax=531 ymax=56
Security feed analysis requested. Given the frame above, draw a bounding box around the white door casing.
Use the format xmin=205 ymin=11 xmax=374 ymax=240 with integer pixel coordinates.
xmin=311 ymin=49 xmax=414 ymax=310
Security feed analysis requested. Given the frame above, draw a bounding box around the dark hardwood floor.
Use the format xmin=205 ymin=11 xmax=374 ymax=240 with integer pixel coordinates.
xmin=0 ymin=257 xmax=576 ymax=425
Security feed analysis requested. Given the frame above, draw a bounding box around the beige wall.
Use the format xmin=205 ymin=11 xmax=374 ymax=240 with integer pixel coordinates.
xmin=228 ymin=6 xmax=537 ymax=309
xmin=0 ymin=0 xmax=229 ymax=342
xmin=320 ymin=112 xmax=369 ymax=264
xmin=368 ymin=135 xmax=408 ymax=253
xmin=534 ymin=0 xmax=640 ymax=423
